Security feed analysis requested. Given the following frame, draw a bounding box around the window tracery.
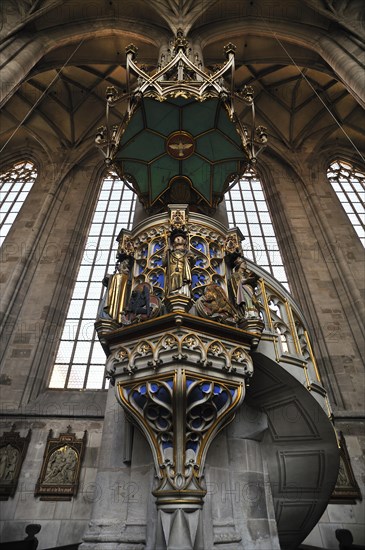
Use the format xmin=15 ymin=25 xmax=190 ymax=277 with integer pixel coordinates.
xmin=327 ymin=160 xmax=365 ymax=247
xmin=0 ymin=160 xmax=37 ymax=247
xmin=275 ymin=326 xmax=289 ymax=354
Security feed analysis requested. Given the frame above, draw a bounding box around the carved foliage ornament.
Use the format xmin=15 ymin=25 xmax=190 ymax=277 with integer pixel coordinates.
xmin=35 ymin=426 xmax=87 ymax=501
xmin=108 ymin=333 xmax=253 ymax=378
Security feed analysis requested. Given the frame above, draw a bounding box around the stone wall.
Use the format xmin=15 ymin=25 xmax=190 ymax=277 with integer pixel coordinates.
xmin=304 ymin=424 xmax=365 ymax=549
xmin=0 ymin=417 xmax=103 ymax=549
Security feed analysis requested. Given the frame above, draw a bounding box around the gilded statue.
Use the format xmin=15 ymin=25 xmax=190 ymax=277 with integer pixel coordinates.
xmin=103 ymin=258 xmax=131 ymax=323
xmin=163 ymin=230 xmax=195 ymax=297
xmin=122 ymin=282 xmax=161 ymax=324
xmin=229 ymin=256 xmax=260 ymax=318
xmin=196 ymin=283 xmax=237 ymax=324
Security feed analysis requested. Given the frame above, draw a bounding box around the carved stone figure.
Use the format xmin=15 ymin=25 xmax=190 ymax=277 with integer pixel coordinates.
xmin=0 ymin=449 xmax=7 ymax=480
xmin=122 ymin=283 xmax=161 ymax=324
xmin=230 ymin=256 xmax=260 ymax=318
xmin=44 ymin=445 xmax=77 ymax=485
xmin=163 ymin=230 xmax=194 ymax=297
xmin=104 ymin=258 xmax=131 ymax=323
xmin=196 ymin=283 xmax=237 ymax=324
xmin=337 ymin=457 xmax=350 ymax=487
xmin=0 ymin=428 xmax=31 ymax=499
xmin=224 ymin=232 xmax=241 ymax=255
xmin=0 ymin=445 xmax=19 ymax=482
xmin=117 ymin=236 xmax=135 ymax=258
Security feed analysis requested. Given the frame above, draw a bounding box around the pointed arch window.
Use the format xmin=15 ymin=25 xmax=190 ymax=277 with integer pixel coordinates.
xmin=0 ymin=160 xmax=37 ymax=247
xmin=225 ymin=168 xmax=289 ymax=289
xmin=49 ymin=172 xmax=136 ymax=390
xmin=327 ymin=160 xmax=365 ymax=247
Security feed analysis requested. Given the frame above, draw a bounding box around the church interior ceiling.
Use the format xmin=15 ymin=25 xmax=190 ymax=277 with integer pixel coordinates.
xmin=1 ymin=0 xmax=364 ymax=163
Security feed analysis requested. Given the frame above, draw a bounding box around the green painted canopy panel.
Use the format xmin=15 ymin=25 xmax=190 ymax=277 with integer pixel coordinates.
xmin=213 ymin=161 xmax=239 ymax=193
xmin=183 ymin=156 xmax=211 ymax=201
xmin=121 ymin=108 xmax=144 ymax=143
xmin=115 ymin=97 xmax=244 ymax=206
xmin=196 ymin=131 xmax=241 ymax=162
xmin=122 ymin=161 xmax=149 ymax=194
xmin=151 ymin=156 xmax=179 ymax=201
xmin=119 ymin=130 xmax=165 ymax=161
xmin=183 ymin=101 xmax=217 ymax=136
xmin=145 ymin=100 xmax=180 ymax=136
xmin=217 ymin=107 xmax=242 ymax=147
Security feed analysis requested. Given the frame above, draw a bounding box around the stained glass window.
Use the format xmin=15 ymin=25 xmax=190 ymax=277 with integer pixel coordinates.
xmin=225 ymin=168 xmax=289 ymax=288
xmin=49 ymin=173 xmax=136 ymax=390
xmin=0 ymin=161 xmax=37 ymax=247
xmin=327 ymin=160 xmax=365 ymax=247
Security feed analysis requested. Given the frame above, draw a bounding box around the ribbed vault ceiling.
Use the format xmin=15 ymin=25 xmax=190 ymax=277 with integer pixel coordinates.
xmin=1 ymin=0 xmax=364 ymax=160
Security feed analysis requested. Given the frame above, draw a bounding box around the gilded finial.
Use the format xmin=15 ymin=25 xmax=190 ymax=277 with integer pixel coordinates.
xmin=126 ymin=44 xmax=138 ymax=58
xmin=224 ymin=43 xmax=236 ymax=58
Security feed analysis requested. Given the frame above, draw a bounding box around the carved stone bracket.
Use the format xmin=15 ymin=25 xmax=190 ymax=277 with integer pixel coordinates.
xmin=116 ymin=368 xmax=245 ymax=508
xmin=113 ymin=340 xmax=249 ymax=550
xmin=109 ymin=318 xmax=253 ymax=550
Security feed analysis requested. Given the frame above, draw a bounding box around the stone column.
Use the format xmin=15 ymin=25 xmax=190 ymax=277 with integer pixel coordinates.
xmin=205 ymin=402 xmax=280 ymax=550
xmin=318 ymin=32 xmax=365 ymax=108
xmin=260 ymin=152 xmax=364 ymax=411
xmin=0 ymin=152 xmax=102 ymax=407
xmin=81 ymin=386 xmax=155 ymax=549
xmin=0 ymin=35 xmax=45 ymax=107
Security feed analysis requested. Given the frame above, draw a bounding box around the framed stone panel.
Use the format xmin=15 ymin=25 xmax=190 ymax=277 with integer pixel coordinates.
xmin=0 ymin=425 xmax=31 ymax=500
xmin=331 ymin=431 xmax=362 ymax=503
xmin=35 ymin=426 xmax=87 ymax=501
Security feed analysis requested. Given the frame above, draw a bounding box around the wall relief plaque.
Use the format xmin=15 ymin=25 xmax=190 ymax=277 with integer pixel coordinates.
xmin=35 ymin=426 xmax=87 ymax=501
xmin=331 ymin=431 xmax=362 ymax=503
xmin=0 ymin=425 xmax=31 ymax=500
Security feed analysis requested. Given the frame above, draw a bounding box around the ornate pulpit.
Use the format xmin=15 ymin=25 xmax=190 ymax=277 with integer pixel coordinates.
xmin=82 ymin=30 xmax=339 ymax=550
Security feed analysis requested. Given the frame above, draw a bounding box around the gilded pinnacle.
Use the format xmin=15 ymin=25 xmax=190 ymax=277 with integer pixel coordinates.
xmin=126 ymin=44 xmax=138 ymax=58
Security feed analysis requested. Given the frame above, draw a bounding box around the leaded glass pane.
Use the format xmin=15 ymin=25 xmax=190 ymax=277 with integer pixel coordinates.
xmin=88 ymin=224 xmax=102 ymax=236
xmin=77 ymin=265 xmax=93 ymax=281
xmin=61 ymin=321 xmax=79 ymax=341
xmin=55 ymin=341 xmax=74 ymax=363
xmin=49 ymin=173 xmax=136 ymax=390
xmin=91 ymin=345 xmax=106 ymax=363
xmin=67 ymin=365 xmax=87 ymax=389
xmin=48 ymin=364 xmax=69 ymax=389
xmin=225 ymin=169 xmax=289 ymax=288
xmin=86 ymin=365 xmax=105 ymax=389
xmin=234 ymin=211 xmax=246 ymax=223
xmin=78 ymin=320 xmax=96 ymax=341
xmin=258 ymin=250 xmax=269 ymax=265
xmin=67 ymin=300 xmax=84 ymax=318
xmin=249 ymin=224 xmax=262 ymax=236
xmin=73 ymin=341 xmax=92 ymax=362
